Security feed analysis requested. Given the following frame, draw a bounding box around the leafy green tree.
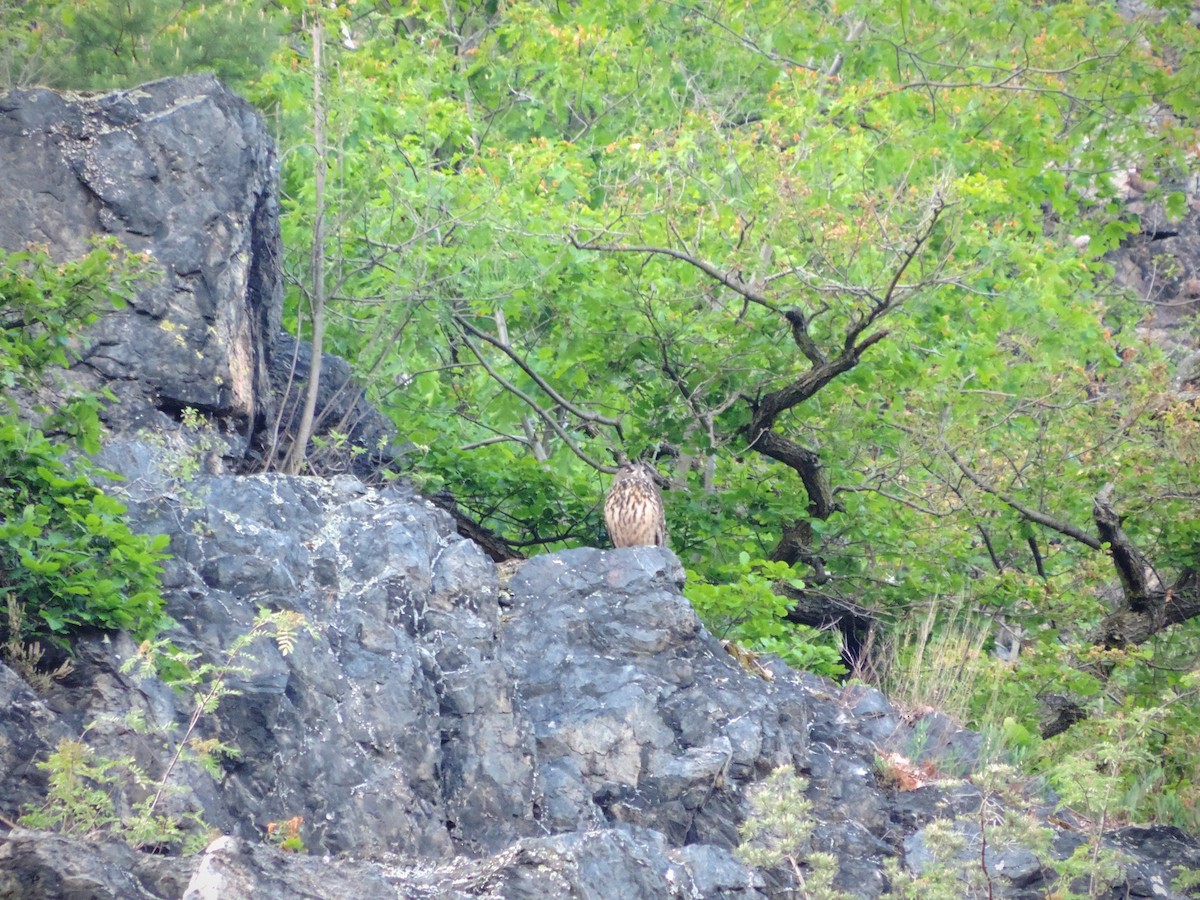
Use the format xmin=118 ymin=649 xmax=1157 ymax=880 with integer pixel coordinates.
xmin=0 ymin=0 xmax=281 ymax=91
xmin=10 ymin=0 xmax=1200 ymax=829
xmin=246 ymin=0 xmax=1200 ymax=827
xmin=0 ymin=243 xmax=169 ymax=643
xmin=0 ymin=3 xmax=62 ymax=88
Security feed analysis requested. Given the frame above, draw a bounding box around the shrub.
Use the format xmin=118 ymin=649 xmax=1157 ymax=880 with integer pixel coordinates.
xmin=21 ymin=609 xmax=315 ymax=852
xmin=686 ymin=554 xmax=846 ymax=679
xmin=0 ymin=242 xmax=169 ymax=646
xmin=0 ymin=420 xmax=170 ymax=639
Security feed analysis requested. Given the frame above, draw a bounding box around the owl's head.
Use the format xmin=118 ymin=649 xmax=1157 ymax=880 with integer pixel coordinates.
xmin=614 ymin=462 xmax=657 ymax=484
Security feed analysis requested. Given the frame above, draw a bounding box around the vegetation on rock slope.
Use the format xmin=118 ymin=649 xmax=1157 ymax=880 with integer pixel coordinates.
xmin=4 ymin=0 xmax=1200 ymax=832
xmin=0 ymin=244 xmax=169 ymax=644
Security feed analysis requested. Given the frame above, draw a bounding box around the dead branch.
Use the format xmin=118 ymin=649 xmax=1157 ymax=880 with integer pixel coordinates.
xmin=429 ymin=492 xmax=524 ymax=563
xmin=453 ymin=314 xmax=624 ymax=428
xmin=459 ymin=334 xmax=611 ymax=472
xmin=940 ymin=441 xmax=1103 ymax=550
xmin=460 ymin=434 xmax=528 ymax=451
xmin=568 ymin=233 xmax=783 ymax=314
xmin=835 ymin=482 xmax=954 ymax=518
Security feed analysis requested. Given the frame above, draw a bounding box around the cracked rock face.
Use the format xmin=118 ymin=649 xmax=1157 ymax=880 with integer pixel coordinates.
xmin=0 ymin=437 xmax=936 ymax=896
xmin=0 ymin=447 xmax=771 ymax=896
xmin=105 ymin=464 xmax=530 ymax=860
xmin=0 ymin=75 xmax=281 ymax=438
xmin=10 ymin=445 xmax=1197 ymax=898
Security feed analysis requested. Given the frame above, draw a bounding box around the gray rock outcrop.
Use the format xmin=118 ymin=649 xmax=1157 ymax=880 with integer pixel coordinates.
xmin=1109 ymin=204 xmax=1200 ymax=391
xmin=0 ymin=75 xmax=280 ymax=440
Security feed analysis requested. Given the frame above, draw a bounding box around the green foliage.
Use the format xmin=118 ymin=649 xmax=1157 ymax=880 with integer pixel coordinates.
xmin=0 ymin=243 xmax=169 ymax=645
xmin=18 ymin=737 xmax=186 ymax=846
xmin=266 ymin=815 xmax=307 ymax=853
xmin=12 ymin=0 xmax=1200 ymax=835
xmin=0 ymin=244 xmax=129 ymax=403
xmin=246 ymin=0 xmax=1199 ymax=558
xmin=882 ymin=819 xmax=981 ymax=900
xmin=686 ymin=556 xmax=846 ymax=679
xmin=0 ymin=421 xmax=170 ymax=640
xmin=1174 ymin=866 xmax=1200 ymax=895
xmin=0 ymin=1 xmax=282 ymax=91
xmin=0 ymin=4 xmax=58 ymax=88
xmin=882 ymin=763 xmax=1130 ymax=899
xmin=737 ymin=765 xmax=816 ymax=871
xmin=878 ymin=598 xmax=1036 ymax=751
xmin=238 ymin=0 xmax=1200 ymax=829
xmin=0 ymin=241 xmax=144 ymax=460
xmin=1040 ymin=663 xmax=1200 ymax=830
xmin=737 ymin=765 xmax=851 ymax=898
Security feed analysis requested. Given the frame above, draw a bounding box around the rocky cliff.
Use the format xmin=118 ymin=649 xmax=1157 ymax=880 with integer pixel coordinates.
xmin=0 ymin=76 xmax=1197 ymax=900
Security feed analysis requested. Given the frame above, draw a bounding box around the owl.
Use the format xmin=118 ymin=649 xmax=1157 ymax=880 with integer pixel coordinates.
xmin=604 ymin=463 xmax=667 ymax=548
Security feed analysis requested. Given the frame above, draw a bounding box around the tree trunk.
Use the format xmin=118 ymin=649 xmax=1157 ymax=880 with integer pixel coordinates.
xmin=283 ymin=15 xmax=327 ymax=475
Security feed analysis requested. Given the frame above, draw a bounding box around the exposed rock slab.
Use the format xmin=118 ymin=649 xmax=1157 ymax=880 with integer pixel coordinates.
xmin=0 ymin=435 xmax=1099 ymax=898
xmin=0 ymin=75 xmax=281 ymax=439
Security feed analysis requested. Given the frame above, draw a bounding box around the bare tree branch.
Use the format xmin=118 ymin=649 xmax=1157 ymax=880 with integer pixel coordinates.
xmin=459 ymin=335 xmax=611 ymax=472
xmin=1093 ymin=482 xmax=1153 ymax=613
xmin=845 ymin=191 xmax=948 ymax=350
xmin=1088 ymin=568 xmax=1200 ymax=650
xmin=872 ymin=33 xmax=1142 ymax=102
xmin=453 ymin=314 xmax=624 ymax=428
xmin=940 ymin=441 xmax=1103 ymax=550
xmin=753 ymin=329 xmax=890 ymax=430
xmin=784 ymin=307 xmax=827 ymax=367
xmin=460 ymin=434 xmax=528 ymax=451
xmin=752 ymin=191 xmax=950 ymax=429
xmin=826 ymin=18 xmax=866 ymax=79
xmin=836 ymin=482 xmax=954 ymax=518
xmin=576 ymin=189 xmax=951 ymax=525
xmin=936 ymin=449 xmax=1200 ymax=659
xmin=282 ymin=16 xmax=328 ymax=475
xmin=569 ymin=233 xmax=783 ymax=314
xmin=680 ymin=3 xmax=820 ymax=74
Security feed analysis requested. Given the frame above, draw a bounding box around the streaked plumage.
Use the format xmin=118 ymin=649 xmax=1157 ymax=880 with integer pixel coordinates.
xmin=604 ymin=463 xmax=667 ymax=548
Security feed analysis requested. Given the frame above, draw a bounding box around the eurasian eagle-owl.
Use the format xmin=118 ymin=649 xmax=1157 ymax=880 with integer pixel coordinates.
xmin=604 ymin=462 xmax=667 ymax=548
